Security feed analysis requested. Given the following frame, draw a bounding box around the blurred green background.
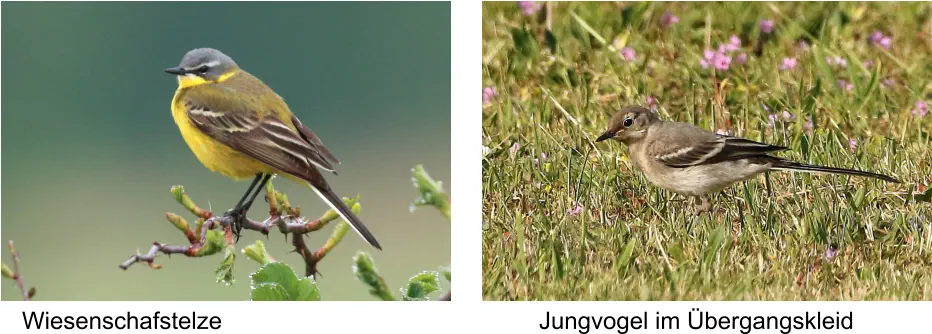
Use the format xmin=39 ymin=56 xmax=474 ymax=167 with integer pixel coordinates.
xmin=1 ymin=2 xmax=451 ymax=300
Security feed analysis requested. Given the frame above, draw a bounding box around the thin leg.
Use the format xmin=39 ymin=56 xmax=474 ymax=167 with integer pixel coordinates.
xmin=241 ymin=174 xmax=272 ymax=213
xmin=233 ymin=174 xmax=263 ymax=210
xmin=694 ymin=195 xmax=711 ymax=215
xmin=226 ymin=173 xmax=268 ymax=242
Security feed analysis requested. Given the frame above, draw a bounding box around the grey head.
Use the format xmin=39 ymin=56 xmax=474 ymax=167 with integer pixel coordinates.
xmin=164 ymin=48 xmax=238 ymax=81
xmin=596 ymin=105 xmax=660 ymax=144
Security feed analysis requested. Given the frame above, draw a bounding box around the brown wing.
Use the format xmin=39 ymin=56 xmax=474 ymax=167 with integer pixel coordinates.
xmin=654 ymin=136 xmax=787 ymax=168
xmin=291 ymin=115 xmax=339 ymax=165
xmin=183 ymin=97 xmax=337 ymax=188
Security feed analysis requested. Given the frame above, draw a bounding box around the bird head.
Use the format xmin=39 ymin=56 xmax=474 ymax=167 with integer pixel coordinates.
xmin=165 ymin=48 xmax=239 ymax=88
xmin=596 ymin=105 xmax=658 ymax=144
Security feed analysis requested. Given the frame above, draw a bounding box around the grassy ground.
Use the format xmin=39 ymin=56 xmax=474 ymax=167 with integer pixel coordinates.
xmin=482 ymin=2 xmax=932 ymax=300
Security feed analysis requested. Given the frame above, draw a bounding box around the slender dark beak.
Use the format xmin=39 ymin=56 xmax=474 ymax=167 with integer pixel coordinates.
xmin=163 ymin=66 xmax=188 ymax=75
xmin=595 ymin=130 xmax=615 ymax=142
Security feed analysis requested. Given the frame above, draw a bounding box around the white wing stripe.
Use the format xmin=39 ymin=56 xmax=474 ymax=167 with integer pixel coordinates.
xmin=656 ymin=146 xmax=694 ymax=161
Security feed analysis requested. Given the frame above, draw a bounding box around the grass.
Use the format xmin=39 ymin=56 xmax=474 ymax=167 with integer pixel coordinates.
xmin=481 ymin=2 xmax=932 ymax=300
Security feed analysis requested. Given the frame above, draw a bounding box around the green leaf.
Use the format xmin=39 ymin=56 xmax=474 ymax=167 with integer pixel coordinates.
xmin=1 ymin=262 xmax=13 ymax=279
xmin=914 ymin=187 xmax=932 ymax=203
xmin=440 ymin=266 xmax=451 ymax=282
xmin=571 ymin=12 xmax=609 ymax=49
xmin=197 ymin=230 xmax=226 ymax=257
xmin=251 ymin=262 xmax=300 ymax=298
xmin=242 ymin=240 xmax=273 ymax=265
xmin=251 ymin=283 xmax=289 ymax=301
xmin=292 ymin=278 xmax=321 ymax=301
xmin=410 ymin=165 xmax=451 ymax=219
xmin=545 ymin=29 xmax=558 ymax=54
xmin=215 ymin=245 xmax=235 ymax=285
xmin=402 ymin=271 xmax=441 ymax=301
xmin=353 ymin=251 xmax=396 ymax=301
xmin=511 ymin=27 xmax=539 ymax=59
xmin=249 ymin=262 xmax=318 ymax=301
xmin=617 ymin=238 xmax=637 ymax=275
xmin=514 ymin=209 xmax=528 ymax=277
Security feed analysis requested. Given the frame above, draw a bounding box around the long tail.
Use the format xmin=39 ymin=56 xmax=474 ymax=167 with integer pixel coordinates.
xmin=771 ymin=160 xmax=900 ymax=183
xmin=310 ymin=185 xmax=382 ymax=250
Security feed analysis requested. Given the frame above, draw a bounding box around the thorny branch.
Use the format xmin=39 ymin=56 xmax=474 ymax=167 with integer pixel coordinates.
xmin=119 ymin=183 xmax=356 ymax=278
xmin=2 ymin=241 xmax=36 ymax=300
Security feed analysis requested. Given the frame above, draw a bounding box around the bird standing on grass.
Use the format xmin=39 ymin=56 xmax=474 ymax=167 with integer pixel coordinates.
xmin=165 ymin=48 xmax=381 ymax=249
xmin=596 ymin=105 xmax=899 ymax=211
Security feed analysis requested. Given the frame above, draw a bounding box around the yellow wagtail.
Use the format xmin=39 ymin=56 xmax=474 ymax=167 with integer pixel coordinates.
xmin=165 ymin=48 xmax=381 ymax=249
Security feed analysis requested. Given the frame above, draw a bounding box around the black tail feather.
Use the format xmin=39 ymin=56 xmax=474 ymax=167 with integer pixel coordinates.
xmin=311 ymin=186 xmax=382 ymax=250
xmin=771 ymin=160 xmax=900 ymax=183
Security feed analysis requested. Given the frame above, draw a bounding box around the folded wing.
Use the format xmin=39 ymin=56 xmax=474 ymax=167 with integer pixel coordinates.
xmin=653 ymin=135 xmax=787 ymax=168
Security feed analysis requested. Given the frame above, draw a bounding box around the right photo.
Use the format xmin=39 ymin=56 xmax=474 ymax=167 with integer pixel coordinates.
xmin=482 ymin=2 xmax=931 ymax=300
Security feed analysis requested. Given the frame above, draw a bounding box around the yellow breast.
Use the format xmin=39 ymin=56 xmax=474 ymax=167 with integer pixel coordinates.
xmin=170 ymin=88 xmax=274 ymax=180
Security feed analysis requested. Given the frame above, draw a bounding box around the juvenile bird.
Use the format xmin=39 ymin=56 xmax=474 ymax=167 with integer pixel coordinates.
xmin=165 ymin=48 xmax=381 ymax=249
xmin=596 ymin=105 xmax=899 ymax=211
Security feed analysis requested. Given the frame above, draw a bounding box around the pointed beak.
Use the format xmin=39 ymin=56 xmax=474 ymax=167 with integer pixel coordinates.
xmin=596 ymin=130 xmax=615 ymax=142
xmin=163 ymin=66 xmax=188 ymax=75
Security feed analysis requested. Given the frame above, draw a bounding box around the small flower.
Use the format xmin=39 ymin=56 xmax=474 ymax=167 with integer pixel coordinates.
xmin=735 ymin=53 xmax=748 ymax=64
xmin=700 ymin=49 xmax=732 ymax=70
xmin=779 ymin=57 xmax=797 ymax=71
xmin=912 ymin=100 xmax=929 ymax=117
xmin=518 ymin=1 xmax=540 ymax=16
xmin=824 ymin=246 xmax=839 ymax=261
xmin=881 ymin=78 xmax=895 ymax=89
xmin=715 ymin=128 xmax=732 ymax=136
xmin=759 ymin=19 xmax=775 ymax=34
xmin=726 ymin=35 xmax=742 ymax=52
xmin=661 ymin=11 xmax=679 ymax=28
xmin=803 ymin=116 xmax=814 ymax=134
xmin=798 ymin=40 xmax=810 ymax=50
xmin=509 ymin=141 xmax=520 ymax=159
xmin=482 ymin=86 xmax=497 ymax=104
xmin=567 ymin=204 xmax=583 ymax=216
xmin=620 ymin=47 xmax=636 ymax=61
xmin=826 ymin=56 xmax=847 ymax=68
xmin=848 ymin=138 xmax=857 ymax=152
xmin=835 ymin=57 xmax=847 ymax=68
xmin=713 ymin=53 xmax=732 ymax=71
xmin=870 ymin=30 xmax=892 ymax=49
xmin=863 ymin=59 xmax=873 ymax=68
xmin=762 ymin=104 xmax=771 ymax=113
xmin=781 ymin=110 xmax=796 ymax=122
xmin=699 ymin=49 xmax=715 ymax=69
xmin=768 ymin=113 xmax=779 ymax=127
xmin=880 ymin=37 xmax=892 ymax=49
xmin=645 ymin=96 xmax=659 ymax=111
xmin=837 ymin=79 xmax=854 ymax=93
xmin=540 ymin=152 xmax=548 ymax=160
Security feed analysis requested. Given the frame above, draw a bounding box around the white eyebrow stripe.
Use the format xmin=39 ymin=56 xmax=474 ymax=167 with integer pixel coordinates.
xmin=203 ymin=60 xmax=221 ymax=67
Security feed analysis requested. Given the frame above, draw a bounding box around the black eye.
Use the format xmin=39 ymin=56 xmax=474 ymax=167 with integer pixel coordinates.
xmin=623 ymin=118 xmax=634 ymax=127
xmin=198 ymin=66 xmax=209 ymax=74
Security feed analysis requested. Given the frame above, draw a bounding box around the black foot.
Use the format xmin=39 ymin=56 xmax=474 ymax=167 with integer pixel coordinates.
xmin=225 ymin=208 xmax=247 ymax=242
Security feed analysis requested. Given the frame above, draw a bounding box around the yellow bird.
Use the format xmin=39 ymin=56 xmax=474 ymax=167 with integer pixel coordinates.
xmin=165 ymin=48 xmax=381 ymax=249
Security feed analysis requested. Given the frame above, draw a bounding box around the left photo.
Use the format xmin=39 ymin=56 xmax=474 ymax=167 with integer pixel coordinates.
xmin=1 ymin=1 xmax=451 ymax=301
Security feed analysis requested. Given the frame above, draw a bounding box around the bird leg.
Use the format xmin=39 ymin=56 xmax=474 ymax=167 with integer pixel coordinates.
xmin=693 ymin=195 xmax=712 ymax=215
xmin=225 ymin=173 xmax=271 ymax=241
